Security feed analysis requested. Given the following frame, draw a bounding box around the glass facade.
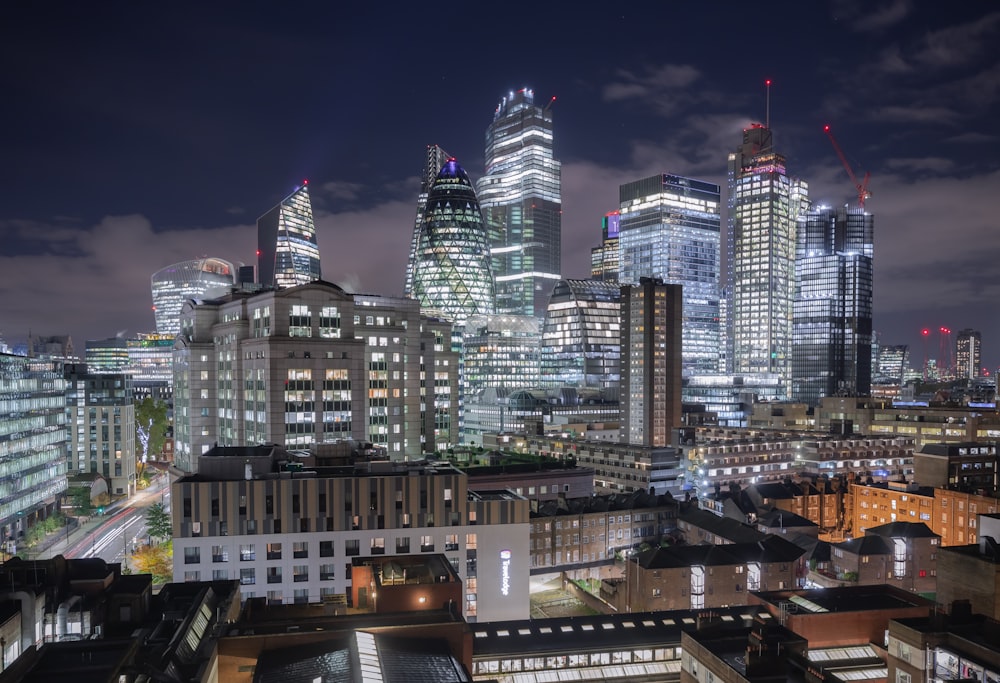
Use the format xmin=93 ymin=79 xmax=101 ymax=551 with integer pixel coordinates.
xmin=404 ymin=144 xmax=452 ymax=298
xmin=257 ymin=183 xmax=321 ymax=289
xmin=618 ymin=174 xmax=722 ymax=376
xmin=410 ymin=158 xmax=495 ymax=324
xmin=590 ymin=211 xmax=620 ymax=282
xmin=150 ymin=257 xmax=236 ymax=335
xmin=540 ymin=278 xmax=620 ymax=392
xmin=729 ymin=125 xmax=809 ymax=396
xmin=478 ymin=88 xmax=562 ymax=318
xmin=791 ymin=206 xmax=874 ymax=406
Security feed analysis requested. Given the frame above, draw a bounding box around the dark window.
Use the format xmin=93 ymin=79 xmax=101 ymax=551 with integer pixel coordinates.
xmin=320 ymin=541 xmax=335 ymax=557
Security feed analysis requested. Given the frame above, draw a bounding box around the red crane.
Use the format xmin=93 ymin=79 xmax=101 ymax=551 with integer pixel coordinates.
xmin=823 ymin=125 xmax=872 ymax=209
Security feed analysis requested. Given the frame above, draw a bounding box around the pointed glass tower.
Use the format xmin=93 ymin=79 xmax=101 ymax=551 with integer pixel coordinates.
xmin=404 ymin=144 xmax=452 ymax=298
xmin=257 ymin=182 xmax=321 ymax=288
xmin=410 ymin=158 xmax=495 ymax=323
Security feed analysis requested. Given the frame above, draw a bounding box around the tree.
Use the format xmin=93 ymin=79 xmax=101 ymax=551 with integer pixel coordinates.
xmin=131 ymin=542 xmax=173 ymax=582
xmin=135 ymin=397 xmax=168 ymax=478
xmin=146 ymin=502 xmax=172 ymax=542
xmin=70 ymin=486 xmax=93 ymax=514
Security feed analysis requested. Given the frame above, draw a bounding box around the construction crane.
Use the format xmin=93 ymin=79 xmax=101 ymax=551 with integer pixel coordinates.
xmin=823 ymin=125 xmax=872 ymax=209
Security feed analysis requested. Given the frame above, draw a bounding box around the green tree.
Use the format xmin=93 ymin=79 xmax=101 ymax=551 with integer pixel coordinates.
xmin=135 ymin=397 xmax=168 ymax=478
xmin=146 ymin=502 xmax=172 ymax=542
xmin=70 ymin=486 xmax=93 ymax=514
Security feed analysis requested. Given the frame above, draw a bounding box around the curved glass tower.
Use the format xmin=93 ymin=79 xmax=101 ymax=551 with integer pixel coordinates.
xmin=410 ymin=158 xmax=495 ymax=324
xmin=151 ymin=257 xmax=236 ymax=335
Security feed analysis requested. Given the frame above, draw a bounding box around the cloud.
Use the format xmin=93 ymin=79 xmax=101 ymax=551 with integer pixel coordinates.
xmin=870 ymin=106 xmax=961 ymax=125
xmin=320 ymin=180 xmax=366 ymax=202
xmin=602 ymin=64 xmax=701 ymax=115
xmin=946 ymin=132 xmax=999 ymax=144
xmin=884 ymin=157 xmax=956 ymax=173
xmin=849 ymin=0 xmax=913 ymax=32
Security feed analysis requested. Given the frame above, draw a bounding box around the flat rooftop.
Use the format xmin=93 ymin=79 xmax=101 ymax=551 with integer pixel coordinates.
xmin=754 ymin=585 xmax=932 ymax=613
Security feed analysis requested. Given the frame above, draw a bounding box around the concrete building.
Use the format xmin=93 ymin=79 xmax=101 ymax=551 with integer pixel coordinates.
xmin=913 ymin=441 xmax=999 ymax=495
xmin=170 ymin=446 xmax=529 ymax=622
xmin=172 ymin=281 xmax=458 ymax=472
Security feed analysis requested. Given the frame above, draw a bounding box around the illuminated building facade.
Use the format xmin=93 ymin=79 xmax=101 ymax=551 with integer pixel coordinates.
xmin=172 ymin=281 xmax=458 ymax=472
xmin=404 ymin=144 xmax=451 ymax=299
xmin=791 ymin=206 xmax=873 ymax=405
xmin=620 ymin=278 xmax=683 ymax=448
xmin=85 ymin=336 xmax=129 ymax=373
xmin=618 ymin=174 xmax=722 ymax=376
xmin=0 ymin=353 xmax=67 ymax=545
xmin=63 ymin=364 xmax=136 ymax=496
xmin=150 ymin=258 xmax=236 ymax=335
xmin=956 ymin=328 xmax=982 ymax=380
xmin=729 ymin=124 xmax=809 ymax=395
xmin=590 ymin=211 xmax=620 ymax=282
xmin=257 ymin=183 xmax=321 ymax=289
xmin=409 ymin=158 xmax=495 ymax=325
xmin=539 ymin=278 xmax=620 ymax=392
xmin=478 ymin=87 xmax=561 ymax=318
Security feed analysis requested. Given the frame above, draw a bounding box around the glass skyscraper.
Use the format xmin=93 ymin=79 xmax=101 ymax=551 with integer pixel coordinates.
xmin=590 ymin=211 xmax=620 ymax=282
xmin=151 ymin=257 xmax=236 ymax=335
xmin=540 ymin=278 xmax=620 ymax=393
xmin=257 ymin=182 xmax=321 ymax=289
xmin=478 ymin=88 xmax=561 ymax=318
xmin=791 ymin=205 xmax=873 ymax=405
xmin=405 ymin=144 xmax=452 ymax=299
xmin=729 ymin=125 xmax=809 ymax=396
xmin=618 ymin=174 xmax=722 ymax=376
xmin=409 ymin=158 xmax=495 ymax=324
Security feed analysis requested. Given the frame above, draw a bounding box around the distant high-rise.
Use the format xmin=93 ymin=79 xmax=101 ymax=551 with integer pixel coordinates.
xmin=540 ymin=279 xmax=621 ymax=392
xmin=728 ymin=124 xmax=809 ymax=396
xmin=791 ymin=206 xmax=873 ymax=405
xmin=956 ymin=329 xmax=982 ymax=380
xmin=257 ymin=182 xmax=320 ymax=289
xmin=590 ymin=211 xmax=620 ymax=282
xmin=618 ymin=174 xmax=722 ymax=376
xmin=405 ymin=144 xmax=452 ymax=298
xmin=874 ymin=344 xmax=909 ymax=386
xmin=151 ymin=257 xmax=236 ymax=334
xmin=620 ymin=278 xmax=683 ymax=447
xmin=478 ymin=88 xmax=561 ymax=318
xmin=409 ymin=158 xmax=495 ymax=324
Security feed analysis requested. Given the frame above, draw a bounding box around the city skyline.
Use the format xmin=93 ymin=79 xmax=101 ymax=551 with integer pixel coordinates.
xmin=2 ymin=3 xmax=998 ymax=370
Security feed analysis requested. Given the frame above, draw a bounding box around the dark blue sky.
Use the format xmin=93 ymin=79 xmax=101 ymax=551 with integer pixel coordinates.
xmin=2 ymin=1 xmax=998 ymax=371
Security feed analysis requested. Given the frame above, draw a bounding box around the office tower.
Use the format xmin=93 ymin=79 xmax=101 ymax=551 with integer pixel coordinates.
xmin=590 ymin=211 xmax=620 ymax=282
xmin=478 ymin=87 xmax=561 ymax=318
xmin=0 ymin=353 xmax=67 ymax=544
xmin=729 ymin=124 xmax=809 ymax=395
xmin=172 ymin=281 xmax=458 ymax=472
xmin=874 ymin=344 xmax=909 ymax=385
xmin=409 ymin=158 xmax=495 ymax=324
xmin=791 ymin=206 xmax=873 ymax=405
xmin=150 ymin=258 xmax=236 ymax=335
xmin=257 ymin=182 xmax=321 ymax=289
xmin=85 ymin=336 xmax=130 ymax=373
xmin=63 ymin=364 xmax=136 ymax=496
xmin=620 ymin=278 xmax=683 ymax=447
xmin=404 ymin=144 xmax=452 ymax=298
xmin=540 ymin=278 xmax=621 ymax=392
xmin=618 ymin=174 xmax=722 ymax=376
xmin=956 ymin=329 xmax=982 ymax=380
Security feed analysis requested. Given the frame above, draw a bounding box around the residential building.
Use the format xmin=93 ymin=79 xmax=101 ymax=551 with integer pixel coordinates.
xmin=478 ymin=87 xmax=561 ymax=318
xmin=913 ymin=441 xmax=999 ymax=494
xmin=618 ymin=174 xmax=722 ymax=376
xmin=728 ymin=123 xmax=809 ymax=395
xmin=172 ymin=281 xmax=458 ymax=472
xmin=887 ymin=605 xmax=1000 ymax=683
xmin=150 ymin=257 xmax=236 ymax=335
xmin=792 ymin=205 xmax=874 ymax=405
xmin=827 ymin=521 xmax=939 ymax=594
xmin=590 ymin=210 xmax=620 ymax=282
xmin=935 ymin=522 xmax=1000 ymax=621
xmin=0 ymin=354 xmax=67 ymax=547
xmin=257 ymin=182 xmax=320 ymax=289
xmin=63 ymin=364 xmax=135 ymax=497
xmin=621 ymin=278 xmax=683 ymax=447
xmin=539 ymin=278 xmax=620 ymax=392
xmin=409 ymin=157 xmax=495 ymax=325
xmin=171 ymin=446 xmax=530 ymax=622
xmin=957 ymin=328 xmax=983 ymax=380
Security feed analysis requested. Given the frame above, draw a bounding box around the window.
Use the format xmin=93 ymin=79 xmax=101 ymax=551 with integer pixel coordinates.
xmin=240 ymin=568 xmax=256 ymax=585
xmin=396 ymin=537 xmax=410 ymax=553
xmin=371 ymin=537 xmax=385 ymax=554
xmin=293 ymin=565 xmax=309 ymax=582
xmin=184 ymin=571 xmax=200 ymax=582
xmin=320 ymin=541 xmax=335 ymax=557
xmin=267 ymin=567 xmax=282 ymax=584
xmin=184 ymin=547 xmax=201 ymax=565
xmin=293 ymin=541 xmax=308 ymax=558
xmin=445 ymin=534 xmax=459 ymax=551
xmin=320 ymin=563 xmax=336 ymax=580
xmin=421 ymin=536 xmax=434 ymax=552
xmin=212 ymin=569 xmax=228 ymax=580
xmin=212 ymin=545 xmax=228 ymax=563
xmin=240 ymin=544 xmax=255 ymax=561
xmin=345 ymin=539 xmax=360 ymax=556
xmin=267 ymin=543 xmax=282 ymax=560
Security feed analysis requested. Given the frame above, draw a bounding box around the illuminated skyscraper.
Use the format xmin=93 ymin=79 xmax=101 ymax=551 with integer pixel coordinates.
xmin=728 ymin=124 xmax=809 ymax=396
xmin=620 ymin=278 xmax=683 ymax=447
xmin=257 ymin=182 xmax=321 ymax=288
xmin=956 ymin=328 xmax=982 ymax=380
xmin=150 ymin=257 xmax=236 ymax=335
xmin=478 ymin=88 xmax=561 ymax=318
xmin=540 ymin=279 xmax=620 ymax=392
xmin=791 ymin=206 xmax=873 ymax=405
xmin=590 ymin=211 xmax=620 ymax=282
xmin=618 ymin=174 xmax=722 ymax=376
xmin=404 ymin=144 xmax=452 ymax=298
xmin=409 ymin=158 xmax=495 ymax=324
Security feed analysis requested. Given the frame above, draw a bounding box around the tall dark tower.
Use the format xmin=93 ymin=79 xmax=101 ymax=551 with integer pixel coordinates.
xmin=478 ymin=88 xmax=561 ymax=318
xmin=257 ymin=182 xmax=320 ymax=288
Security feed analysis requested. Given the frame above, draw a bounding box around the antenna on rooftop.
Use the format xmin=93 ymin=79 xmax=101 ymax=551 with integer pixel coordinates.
xmin=765 ymin=79 xmax=772 ymax=129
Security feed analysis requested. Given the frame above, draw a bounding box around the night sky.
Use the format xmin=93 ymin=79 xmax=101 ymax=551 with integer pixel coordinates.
xmin=2 ymin=2 xmax=998 ymax=372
